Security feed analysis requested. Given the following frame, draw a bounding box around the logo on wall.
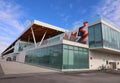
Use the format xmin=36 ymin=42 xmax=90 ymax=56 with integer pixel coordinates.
xmin=63 ymin=21 xmax=88 ymax=44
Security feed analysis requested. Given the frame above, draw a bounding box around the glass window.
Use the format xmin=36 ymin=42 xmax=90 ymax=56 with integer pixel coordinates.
xmin=63 ymin=44 xmax=89 ymax=69
xmin=74 ymin=46 xmax=78 ymax=50
xmin=25 ymin=44 xmax=89 ymax=69
xmin=68 ymin=50 xmax=74 ymax=68
xmin=94 ymin=24 xmax=102 ymax=47
xmin=88 ymin=23 xmax=102 ymax=48
xmin=25 ymin=44 xmax=63 ymax=69
xmin=102 ymin=23 xmax=120 ymax=50
xmin=63 ymin=44 xmax=68 ymax=49
xmin=69 ymin=45 xmax=73 ymax=50
xmin=79 ymin=47 xmax=83 ymax=51
xmin=63 ymin=49 xmax=69 ymax=69
xmin=88 ymin=27 xmax=95 ymax=47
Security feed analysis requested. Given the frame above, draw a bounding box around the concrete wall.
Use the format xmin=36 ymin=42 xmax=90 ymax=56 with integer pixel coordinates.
xmin=2 ymin=51 xmax=26 ymax=63
xmin=89 ymin=50 xmax=120 ymax=70
xmin=16 ymin=51 xmax=26 ymax=63
xmin=2 ymin=53 xmax=14 ymax=61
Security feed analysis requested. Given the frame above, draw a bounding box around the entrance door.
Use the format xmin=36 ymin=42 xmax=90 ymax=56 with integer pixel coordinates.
xmin=109 ymin=62 xmax=116 ymax=70
xmin=13 ymin=56 xmax=16 ymax=61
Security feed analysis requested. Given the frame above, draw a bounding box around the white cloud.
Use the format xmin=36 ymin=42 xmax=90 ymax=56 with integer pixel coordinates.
xmin=96 ymin=0 xmax=120 ymax=27
xmin=0 ymin=0 xmax=26 ymax=54
xmin=0 ymin=36 xmax=12 ymax=41
xmin=0 ymin=26 xmax=16 ymax=35
xmin=0 ymin=42 xmax=9 ymax=54
xmin=0 ymin=0 xmax=25 ymax=32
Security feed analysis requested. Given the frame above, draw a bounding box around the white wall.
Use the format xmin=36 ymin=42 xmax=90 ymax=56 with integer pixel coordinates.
xmin=16 ymin=51 xmax=26 ymax=63
xmin=3 ymin=53 xmax=14 ymax=61
xmin=89 ymin=50 xmax=120 ymax=70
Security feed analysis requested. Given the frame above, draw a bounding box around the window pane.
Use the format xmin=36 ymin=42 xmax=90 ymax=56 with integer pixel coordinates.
xmin=25 ymin=44 xmax=62 ymax=69
xmin=102 ymin=23 xmax=120 ymax=50
xmin=63 ymin=49 xmax=69 ymax=69
xmin=88 ymin=23 xmax=102 ymax=48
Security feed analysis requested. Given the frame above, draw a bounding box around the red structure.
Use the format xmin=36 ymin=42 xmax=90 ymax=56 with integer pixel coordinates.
xmin=78 ymin=21 xmax=88 ymax=44
xmin=63 ymin=21 xmax=88 ymax=44
xmin=70 ymin=32 xmax=77 ymax=41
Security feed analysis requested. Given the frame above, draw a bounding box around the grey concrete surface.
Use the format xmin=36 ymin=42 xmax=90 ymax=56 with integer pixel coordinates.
xmin=0 ymin=59 xmax=120 ymax=83
xmin=0 ymin=72 xmax=120 ymax=83
xmin=0 ymin=61 xmax=58 ymax=75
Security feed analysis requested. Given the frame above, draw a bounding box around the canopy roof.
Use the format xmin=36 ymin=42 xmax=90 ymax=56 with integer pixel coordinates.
xmin=2 ymin=20 xmax=68 ymax=55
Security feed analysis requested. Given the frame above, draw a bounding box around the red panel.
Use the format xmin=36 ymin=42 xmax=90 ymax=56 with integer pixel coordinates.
xmin=78 ymin=21 xmax=88 ymax=44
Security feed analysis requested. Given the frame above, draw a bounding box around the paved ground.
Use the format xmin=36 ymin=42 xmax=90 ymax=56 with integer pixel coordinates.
xmin=0 ymin=72 xmax=120 ymax=83
xmin=0 ymin=61 xmax=57 ymax=75
xmin=0 ymin=60 xmax=120 ymax=83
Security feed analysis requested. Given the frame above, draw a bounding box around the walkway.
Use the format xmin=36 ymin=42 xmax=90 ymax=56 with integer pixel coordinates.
xmin=0 ymin=60 xmax=57 ymax=75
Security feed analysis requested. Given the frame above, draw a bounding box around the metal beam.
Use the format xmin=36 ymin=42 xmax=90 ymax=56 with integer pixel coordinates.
xmin=31 ymin=27 xmax=37 ymax=48
xmin=39 ymin=31 xmax=47 ymax=46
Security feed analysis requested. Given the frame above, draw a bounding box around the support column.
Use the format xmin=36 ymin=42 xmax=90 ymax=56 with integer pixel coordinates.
xmin=31 ymin=27 xmax=37 ymax=48
xmin=39 ymin=31 xmax=47 ymax=46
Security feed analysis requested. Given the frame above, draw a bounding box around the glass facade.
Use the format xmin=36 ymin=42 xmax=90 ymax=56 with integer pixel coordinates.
xmin=25 ymin=44 xmax=63 ymax=69
xmin=14 ymin=40 xmax=33 ymax=53
xmin=102 ymin=24 xmax=120 ymax=50
xmin=88 ymin=23 xmax=103 ymax=48
xmin=25 ymin=44 xmax=89 ymax=69
xmin=63 ymin=44 xmax=89 ymax=69
xmin=88 ymin=22 xmax=120 ymax=50
xmin=41 ymin=34 xmax=63 ymax=45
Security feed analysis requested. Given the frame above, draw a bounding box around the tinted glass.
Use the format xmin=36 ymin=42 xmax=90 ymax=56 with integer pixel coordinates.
xmin=102 ymin=24 xmax=120 ymax=50
xmin=63 ymin=44 xmax=89 ymax=69
xmin=88 ymin=23 xmax=103 ymax=48
xmin=25 ymin=44 xmax=63 ymax=69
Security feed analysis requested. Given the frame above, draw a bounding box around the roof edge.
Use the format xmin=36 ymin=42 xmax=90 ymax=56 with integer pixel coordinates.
xmin=33 ymin=20 xmax=68 ymax=32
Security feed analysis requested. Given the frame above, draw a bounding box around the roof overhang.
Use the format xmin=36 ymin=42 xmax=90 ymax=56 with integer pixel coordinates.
xmin=2 ymin=20 xmax=68 ymax=55
xmin=19 ymin=20 xmax=67 ymax=42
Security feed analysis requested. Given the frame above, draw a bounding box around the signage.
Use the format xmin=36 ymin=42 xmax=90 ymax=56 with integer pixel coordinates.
xmin=63 ymin=21 xmax=88 ymax=44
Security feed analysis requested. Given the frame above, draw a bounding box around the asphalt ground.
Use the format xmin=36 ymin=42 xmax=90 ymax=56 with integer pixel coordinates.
xmin=0 ymin=71 xmax=120 ymax=83
xmin=0 ymin=61 xmax=120 ymax=83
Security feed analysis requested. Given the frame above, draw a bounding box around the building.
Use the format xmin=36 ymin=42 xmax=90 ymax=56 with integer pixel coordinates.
xmin=1 ymin=16 xmax=120 ymax=71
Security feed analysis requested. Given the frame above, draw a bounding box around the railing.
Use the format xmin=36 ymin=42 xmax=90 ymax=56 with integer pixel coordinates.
xmin=23 ymin=34 xmax=64 ymax=50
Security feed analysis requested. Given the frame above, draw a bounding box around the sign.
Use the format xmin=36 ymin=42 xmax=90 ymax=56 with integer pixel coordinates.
xmin=63 ymin=21 xmax=88 ymax=44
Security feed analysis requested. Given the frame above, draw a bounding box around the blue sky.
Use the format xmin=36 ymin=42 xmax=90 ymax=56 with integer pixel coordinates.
xmin=0 ymin=0 xmax=120 ymax=53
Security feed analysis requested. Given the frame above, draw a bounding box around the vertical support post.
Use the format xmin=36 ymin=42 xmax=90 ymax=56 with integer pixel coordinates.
xmin=39 ymin=31 xmax=47 ymax=46
xmin=27 ymin=36 xmax=30 ymax=44
xmin=31 ymin=27 xmax=37 ymax=48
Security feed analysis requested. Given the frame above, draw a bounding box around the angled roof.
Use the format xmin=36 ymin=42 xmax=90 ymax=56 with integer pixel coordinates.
xmin=2 ymin=20 xmax=68 ymax=55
